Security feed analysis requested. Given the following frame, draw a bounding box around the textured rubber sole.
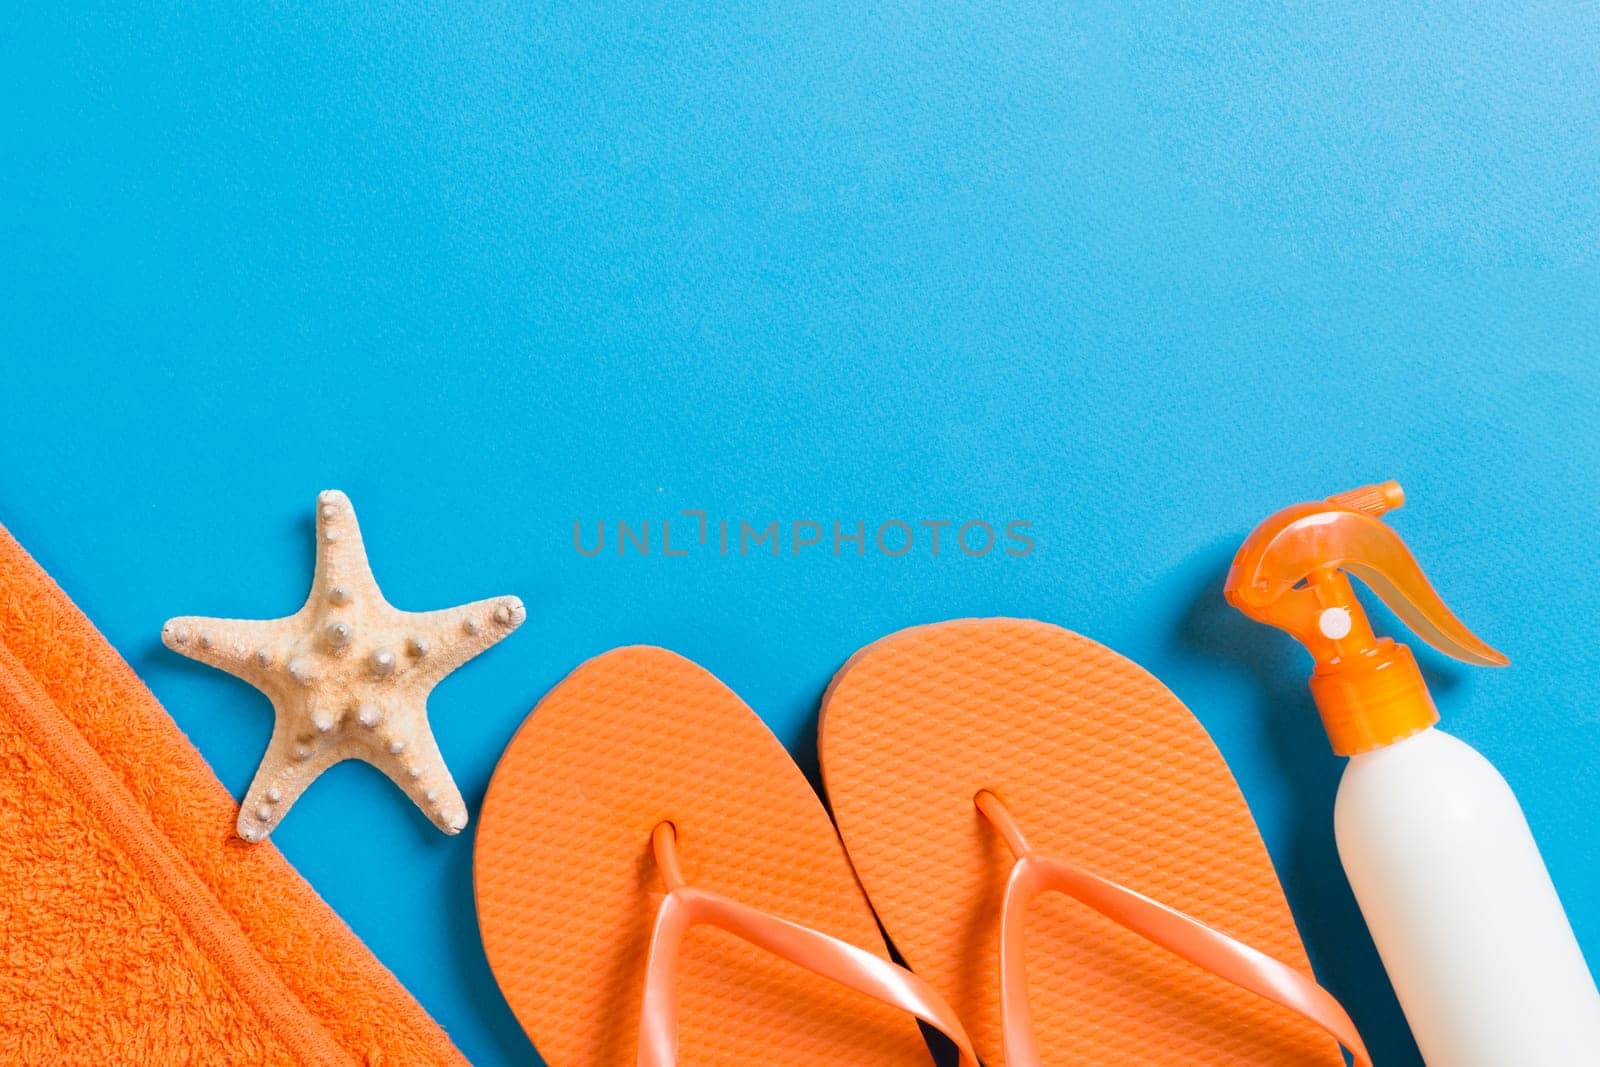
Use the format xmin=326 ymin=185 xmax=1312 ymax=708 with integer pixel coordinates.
xmin=474 ymin=645 xmax=935 ymax=1066
xmin=820 ymin=618 xmax=1343 ymax=1065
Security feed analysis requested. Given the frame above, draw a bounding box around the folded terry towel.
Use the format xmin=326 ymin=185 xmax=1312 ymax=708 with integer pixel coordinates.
xmin=0 ymin=523 xmax=468 ymax=1066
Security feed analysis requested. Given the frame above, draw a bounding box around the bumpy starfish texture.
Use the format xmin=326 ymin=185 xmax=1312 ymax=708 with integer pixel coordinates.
xmin=163 ymin=490 xmax=524 ymax=842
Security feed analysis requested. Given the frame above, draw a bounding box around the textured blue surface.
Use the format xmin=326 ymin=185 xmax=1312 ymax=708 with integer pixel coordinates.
xmin=4 ymin=4 xmax=1598 ymax=1064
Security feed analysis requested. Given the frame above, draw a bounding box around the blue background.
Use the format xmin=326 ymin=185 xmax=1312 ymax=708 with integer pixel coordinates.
xmin=4 ymin=4 xmax=1598 ymax=1064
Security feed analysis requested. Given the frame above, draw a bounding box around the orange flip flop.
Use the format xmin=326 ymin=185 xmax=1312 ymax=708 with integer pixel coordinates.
xmin=473 ymin=645 xmax=976 ymax=1066
xmin=820 ymin=618 xmax=1371 ymax=1066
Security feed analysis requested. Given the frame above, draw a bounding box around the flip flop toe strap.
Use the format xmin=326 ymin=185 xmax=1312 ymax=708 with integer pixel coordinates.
xmin=978 ymin=791 xmax=1372 ymax=1067
xmin=636 ymin=825 xmax=979 ymax=1067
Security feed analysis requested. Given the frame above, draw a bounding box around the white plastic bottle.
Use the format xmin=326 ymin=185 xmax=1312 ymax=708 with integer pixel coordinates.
xmin=1337 ymin=727 xmax=1600 ymax=1065
xmin=1226 ymin=481 xmax=1600 ymax=1065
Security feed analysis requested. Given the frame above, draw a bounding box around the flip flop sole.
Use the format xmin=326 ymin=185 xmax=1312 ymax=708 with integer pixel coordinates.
xmin=820 ymin=618 xmax=1343 ymax=1065
xmin=474 ymin=645 xmax=935 ymax=1066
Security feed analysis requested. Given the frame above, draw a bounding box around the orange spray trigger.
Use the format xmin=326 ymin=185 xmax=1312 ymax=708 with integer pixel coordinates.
xmin=1224 ymin=482 xmax=1507 ymax=755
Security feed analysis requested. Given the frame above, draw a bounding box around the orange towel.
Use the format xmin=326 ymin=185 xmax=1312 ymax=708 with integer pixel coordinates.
xmin=0 ymin=523 xmax=468 ymax=1066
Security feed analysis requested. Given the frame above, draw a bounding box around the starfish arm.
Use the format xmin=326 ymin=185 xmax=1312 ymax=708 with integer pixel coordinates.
xmin=399 ymin=595 xmax=525 ymax=687
xmin=161 ymin=615 xmax=296 ymax=686
xmin=369 ymin=715 xmax=469 ymax=833
xmin=236 ymin=705 xmax=339 ymax=842
xmin=308 ymin=490 xmax=385 ymax=606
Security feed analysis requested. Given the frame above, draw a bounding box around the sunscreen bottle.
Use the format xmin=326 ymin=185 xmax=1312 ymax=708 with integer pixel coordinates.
xmin=1224 ymin=481 xmax=1600 ymax=1066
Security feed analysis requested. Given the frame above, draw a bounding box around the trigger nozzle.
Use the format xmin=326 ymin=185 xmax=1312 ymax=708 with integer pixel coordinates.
xmin=1226 ymin=481 xmax=1507 ymax=755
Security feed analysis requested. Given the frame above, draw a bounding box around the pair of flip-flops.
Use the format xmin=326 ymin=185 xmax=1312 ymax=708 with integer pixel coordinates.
xmin=475 ymin=619 xmax=1371 ymax=1066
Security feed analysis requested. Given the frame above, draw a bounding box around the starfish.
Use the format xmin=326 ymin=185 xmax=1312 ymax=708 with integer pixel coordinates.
xmin=163 ymin=489 xmax=524 ymax=842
